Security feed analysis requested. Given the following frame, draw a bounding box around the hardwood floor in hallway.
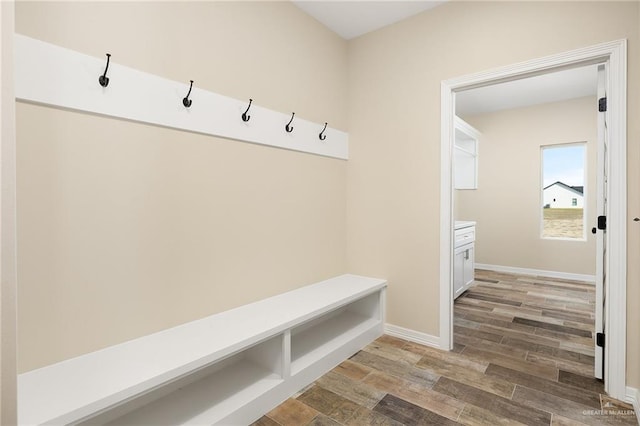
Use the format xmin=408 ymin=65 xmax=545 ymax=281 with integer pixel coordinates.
xmin=252 ymin=270 xmax=637 ymax=425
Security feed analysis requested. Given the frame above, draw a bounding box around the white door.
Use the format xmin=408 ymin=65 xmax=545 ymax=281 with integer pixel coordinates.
xmin=594 ymin=63 xmax=608 ymax=380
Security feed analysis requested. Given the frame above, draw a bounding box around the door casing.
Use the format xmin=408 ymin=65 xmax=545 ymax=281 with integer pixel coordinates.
xmin=594 ymin=63 xmax=607 ymax=380
xmin=439 ymin=40 xmax=627 ymax=400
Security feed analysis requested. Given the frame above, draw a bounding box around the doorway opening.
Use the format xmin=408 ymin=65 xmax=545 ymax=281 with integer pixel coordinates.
xmin=439 ymin=40 xmax=627 ymax=400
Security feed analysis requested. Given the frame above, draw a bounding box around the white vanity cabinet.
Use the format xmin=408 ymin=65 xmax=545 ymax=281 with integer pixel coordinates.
xmin=454 ymin=221 xmax=476 ymax=299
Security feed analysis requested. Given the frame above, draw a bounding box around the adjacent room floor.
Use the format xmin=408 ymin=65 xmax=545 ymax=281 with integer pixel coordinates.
xmin=252 ymin=270 xmax=637 ymax=425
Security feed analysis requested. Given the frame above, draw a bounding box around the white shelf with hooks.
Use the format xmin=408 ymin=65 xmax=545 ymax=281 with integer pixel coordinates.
xmin=14 ymin=34 xmax=349 ymax=160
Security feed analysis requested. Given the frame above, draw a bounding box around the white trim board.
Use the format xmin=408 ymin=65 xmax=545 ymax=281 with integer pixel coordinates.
xmin=440 ymin=39 xmax=627 ymax=400
xmin=475 ymin=263 xmax=596 ymax=284
xmin=14 ymin=34 xmax=348 ymax=160
xmin=384 ymin=324 xmax=440 ymax=349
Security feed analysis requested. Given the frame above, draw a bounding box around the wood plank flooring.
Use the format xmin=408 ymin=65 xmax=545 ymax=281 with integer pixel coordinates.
xmin=253 ymin=270 xmax=637 ymax=425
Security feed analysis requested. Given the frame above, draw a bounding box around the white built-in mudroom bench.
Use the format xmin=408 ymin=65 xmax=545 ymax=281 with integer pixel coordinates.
xmin=15 ymin=34 xmax=378 ymax=426
xmin=18 ymin=274 xmax=386 ymax=425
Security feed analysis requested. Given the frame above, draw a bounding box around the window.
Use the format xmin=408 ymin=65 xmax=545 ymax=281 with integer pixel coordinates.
xmin=541 ymin=143 xmax=586 ymax=239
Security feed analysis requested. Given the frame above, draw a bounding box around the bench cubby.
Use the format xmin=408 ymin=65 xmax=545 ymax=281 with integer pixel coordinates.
xmin=291 ymin=291 xmax=382 ymax=375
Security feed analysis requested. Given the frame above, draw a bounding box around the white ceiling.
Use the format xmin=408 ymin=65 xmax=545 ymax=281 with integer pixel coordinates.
xmin=456 ymin=65 xmax=599 ymax=116
xmin=292 ymin=2 xmax=599 ymax=116
xmin=292 ymin=1 xmax=444 ymax=40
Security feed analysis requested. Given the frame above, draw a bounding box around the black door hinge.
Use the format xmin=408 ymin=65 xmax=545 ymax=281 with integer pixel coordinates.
xmin=596 ymin=332 xmax=605 ymax=348
xmin=597 ymin=215 xmax=607 ymax=231
xmin=599 ymin=97 xmax=607 ymax=112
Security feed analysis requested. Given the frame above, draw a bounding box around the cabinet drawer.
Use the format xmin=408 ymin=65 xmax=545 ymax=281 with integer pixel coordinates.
xmin=454 ymin=227 xmax=475 ymax=247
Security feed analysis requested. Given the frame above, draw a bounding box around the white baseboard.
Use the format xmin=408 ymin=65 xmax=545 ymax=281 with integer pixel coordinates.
xmin=384 ymin=324 xmax=441 ymax=349
xmin=475 ymin=263 xmax=596 ymax=284
xmin=625 ymin=387 xmax=640 ymax=421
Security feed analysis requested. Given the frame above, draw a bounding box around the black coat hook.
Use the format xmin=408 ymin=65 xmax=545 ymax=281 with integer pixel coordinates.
xmin=183 ymin=80 xmax=194 ymax=108
xmin=242 ymin=99 xmax=253 ymax=122
xmin=285 ymin=112 xmax=295 ymax=133
xmin=319 ymin=122 xmax=328 ymax=141
xmin=98 ymin=53 xmax=111 ymax=87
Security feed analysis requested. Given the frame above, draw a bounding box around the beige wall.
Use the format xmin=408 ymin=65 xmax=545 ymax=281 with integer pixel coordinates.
xmin=11 ymin=0 xmax=640 ymax=395
xmin=346 ymin=1 xmax=639 ymax=388
xmin=15 ymin=1 xmax=349 ymax=372
xmin=456 ymin=97 xmax=597 ymax=275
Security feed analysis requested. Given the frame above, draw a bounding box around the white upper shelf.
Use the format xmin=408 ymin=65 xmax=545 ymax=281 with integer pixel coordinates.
xmin=14 ymin=34 xmax=349 ymax=160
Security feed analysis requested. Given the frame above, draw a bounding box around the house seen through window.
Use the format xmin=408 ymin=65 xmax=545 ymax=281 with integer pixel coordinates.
xmin=541 ymin=143 xmax=586 ymax=239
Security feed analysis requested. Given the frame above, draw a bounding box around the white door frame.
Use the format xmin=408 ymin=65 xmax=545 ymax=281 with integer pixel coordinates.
xmin=439 ymin=40 xmax=627 ymax=399
xmin=1 ymin=1 xmax=18 ymax=423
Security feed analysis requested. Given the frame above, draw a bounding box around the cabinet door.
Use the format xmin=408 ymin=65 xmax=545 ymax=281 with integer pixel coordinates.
xmin=453 ymin=246 xmax=466 ymax=299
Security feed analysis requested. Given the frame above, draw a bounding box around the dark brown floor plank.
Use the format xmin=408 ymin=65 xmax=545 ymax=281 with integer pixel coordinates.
xmin=265 ymin=397 xmax=319 ymax=426
xmin=452 ymin=341 xmax=466 ymax=353
xmin=308 ymin=414 xmax=344 ymax=425
xmin=455 ymin=305 xmax=515 ymax=322
xmin=541 ymin=308 xmax=595 ymax=325
xmin=454 ymin=333 xmax=528 ymax=360
xmin=558 ymin=370 xmax=605 ymax=393
xmin=345 ymin=406 xmax=404 ymax=426
xmin=433 ymin=376 xmax=551 ymax=426
xmin=462 ymin=345 xmax=559 ymax=380
xmin=297 ymin=385 xmax=361 ymax=424
xmin=458 ymin=311 xmax=536 ymax=334
xmin=316 ymin=371 xmax=386 ymax=409
xmin=372 ymin=394 xmax=459 ymax=425
xmin=454 ymin=298 xmax=494 ymax=312
xmin=333 ymin=359 xmax=372 ymax=381
xmin=415 ymin=353 xmax=515 ymax=399
xmin=513 ymin=317 xmax=593 ymax=337
xmin=526 ymin=352 xmax=595 ymax=378
xmin=475 ymin=277 xmax=499 ymax=283
xmin=457 ymin=403 xmax=529 ymax=426
xmin=250 ymin=415 xmax=280 ymax=426
xmin=485 ymin=364 xmax=600 ymax=408
xmin=454 ymin=324 xmax=504 ymax=343
xmin=478 ymin=323 xmax=561 ymax=347
xmin=534 ymin=327 xmax=594 ymax=346
xmin=401 ymin=341 xmax=488 ymax=373
xmin=464 ymin=292 xmax=523 ymax=306
xmin=362 ymin=370 xmax=465 ymax=421
xmin=500 ymin=335 xmax=594 ymax=365
xmin=350 ymin=349 xmax=439 ymax=388
xmin=512 ymin=385 xmax=636 ymax=426
xmin=362 ymin=341 xmax=423 ymax=365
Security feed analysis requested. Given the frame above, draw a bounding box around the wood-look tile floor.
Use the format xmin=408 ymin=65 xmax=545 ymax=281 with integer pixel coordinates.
xmin=253 ymin=270 xmax=637 ymax=425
